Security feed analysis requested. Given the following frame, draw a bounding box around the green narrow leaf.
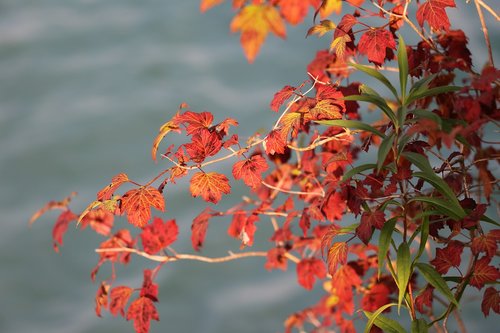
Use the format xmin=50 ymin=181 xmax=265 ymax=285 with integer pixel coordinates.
xmin=480 ymin=214 xmax=500 ymax=227
xmin=406 ymin=86 xmax=461 ymax=106
xmin=341 ymin=163 xmax=377 ymax=183
xmin=415 ymin=263 xmax=459 ymax=307
xmin=411 ymin=318 xmax=429 ymax=333
xmin=397 ymin=134 xmax=412 ymax=155
xmin=415 ymin=216 xmax=429 ymax=262
xmin=343 ymin=94 xmax=398 ymax=125
xmin=410 ymin=109 xmax=443 ymax=128
xmin=408 ymin=196 xmax=463 ymax=221
xmin=377 ymin=133 xmax=395 ymax=172
xmin=363 ymin=303 xmax=399 ymax=333
xmin=408 ymin=74 xmax=437 ymax=97
xmin=364 ymin=309 xmax=407 ymax=333
xmin=359 ymin=84 xmax=382 ymax=97
xmin=402 ymin=151 xmax=433 ymax=174
xmin=398 ymin=36 xmax=408 ymax=103
xmin=315 ymin=119 xmax=385 ymax=138
xmin=397 ymin=242 xmax=411 ymax=311
xmin=350 ymin=63 xmax=399 ymax=99
xmin=378 ymin=217 xmax=398 ymax=278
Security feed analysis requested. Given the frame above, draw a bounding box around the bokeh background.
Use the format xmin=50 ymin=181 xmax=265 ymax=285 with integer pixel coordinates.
xmin=1 ymin=1 xmax=498 ymax=332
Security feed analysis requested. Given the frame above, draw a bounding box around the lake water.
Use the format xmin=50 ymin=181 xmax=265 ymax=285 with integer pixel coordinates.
xmin=0 ymin=1 xmax=497 ymax=332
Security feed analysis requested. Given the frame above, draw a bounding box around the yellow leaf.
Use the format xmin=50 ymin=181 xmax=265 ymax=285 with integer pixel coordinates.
xmin=307 ymin=20 xmax=336 ymax=38
xmin=320 ymin=0 xmax=342 ymax=19
xmin=230 ymin=4 xmax=286 ymax=63
xmin=151 ymin=120 xmax=179 ymax=162
xmin=330 ymin=34 xmax=351 ymax=60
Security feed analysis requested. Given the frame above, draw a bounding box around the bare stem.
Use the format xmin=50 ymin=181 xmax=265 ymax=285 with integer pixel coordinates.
xmin=474 ymin=0 xmax=495 ymax=66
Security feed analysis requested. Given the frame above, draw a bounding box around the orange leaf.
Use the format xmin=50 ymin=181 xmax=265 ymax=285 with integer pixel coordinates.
xmin=110 ymin=286 xmax=133 ymax=317
xmin=151 ymin=120 xmax=180 ymax=162
xmin=200 ymin=0 xmax=225 ymax=12
xmin=95 ymin=281 xmax=110 ymax=317
xmin=307 ymin=19 xmax=336 ymax=38
xmin=470 ymin=257 xmax=500 ymax=289
xmin=319 ymin=0 xmax=342 ymax=19
xmin=191 ymin=207 xmax=215 ymax=251
xmin=97 ymin=173 xmax=130 ymax=201
xmin=29 ymin=192 xmax=76 ymax=225
xmin=189 ymin=172 xmax=231 ymax=204
xmin=126 ymin=296 xmax=159 ymax=333
xmin=358 ymin=28 xmax=396 ymax=65
xmin=232 ymin=154 xmax=268 ymax=189
xmin=327 ymin=242 xmax=348 ymax=275
xmin=270 ymin=85 xmax=296 ymax=112
xmin=279 ymin=0 xmax=316 ymax=25
xmin=297 ymin=258 xmax=327 ymax=290
xmin=230 ymin=4 xmax=286 ymax=63
xmin=121 ymin=187 xmax=165 ymax=227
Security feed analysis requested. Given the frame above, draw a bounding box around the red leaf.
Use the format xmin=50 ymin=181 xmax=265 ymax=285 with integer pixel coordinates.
xmin=80 ymin=208 xmax=114 ymax=236
xmin=110 ymin=286 xmax=134 ymax=317
xmin=270 ymin=85 xmax=296 ymax=112
xmin=29 ymin=192 xmax=76 ymax=225
xmin=175 ymin=111 xmax=213 ymax=135
xmin=200 ymin=0 xmax=225 ymax=13
xmin=327 ymin=242 xmax=348 ymax=275
xmin=232 ymin=154 xmax=269 ymax=189
xmin=97 ymin=173 xmax=130 ymax=201
xmin=140 ymin=269 xmax=159 ymax=301
xmin=470 ymin=257 xmax=500 ymax=289
xmin=358 ymin=28 xmax=396 ymax=65
xmin=184 ymin=128 xmax=222 ymax=163
xmin=362 ymin=283 xmax=391 ymax=312
xmin=362 ymin=210 xmax=385 ymax=230
xmin=296 ymin=258 xmax=327 ymax=290
xmin=430 ymin=240 xmax=464 ymax=274
xmin=265 ymin=247 xmax=288 ymax=271
xmin=264 ymin=130 xmax=287 ymax=155
xmin=278 ymin=0 xmax=315 ymax=25
xmin=471 ymin=231 xmax=498 ymax=258
xmin=481 ymin=287 xmax=500 ymax=317
xmin=52 ymin=210 xmax=78 ymax=253
xmin=298 ymin=208 xmax=311 ymax=236
xmin=95 ymin=281 xmax=110 ymax=317
xmin=190 ymin=172 xmax=231 ymax=204
xmin=321 ymin=190 xmax=346 ymax=221
xmin=416 ymin=0 xmax=456 ymax=32
xmin=191 ymin=208 xmax=214 ymax=251
xmin=415 ymin=285 xmax=434 ymax=313
xmin=140 ymin=217 xmax=178 ymax=255
xmin=121 ymin=187 xmax=165 ymax=228
xmin=126 ymin=297 xmax=159 ymax=333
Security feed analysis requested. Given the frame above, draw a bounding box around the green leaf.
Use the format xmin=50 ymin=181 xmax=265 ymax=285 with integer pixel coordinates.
xmin=406 ymin=85 xmax=461 ymax=106
xmin=410 ymin=109 xmax=442 ymax=128
xmin=343 ymin=94 xmax=398 ymax=125
xmin=480 ymin=214 xmax=500 ymax=227
xmin=398 ymin=36 xmax=408 ymax=103
xmin=359 ymin=84 xmax=382 ymax=97
xmin=415 ymin=216 xmax=429 ymax=262
xmin=341 ymin=163 xmax=377 ymax=183
xmin=377 ymin=133 xmax=395 ymax=172
xmin=401 ymin=151 xmax=433 ymax=174
xmin=415 ymin=262 xmax=459 ymax=307
xmin=409 ymin=74 xmax=437 ymax=97
xmin=378 ymin=217 xmax=398 ymax=278
xmin=397 ymin=242 xmax=411 ymax=311
xmin=315 ymin=119 xmax=385 ymax=138
xmin=411 ymin=318 xmax=429 ymax=333
xmin=364 ymin=309 xmax=406 ymax=333
xmin=408 ymin=196 xmax=464 ymax=221
xmin=397 ymin=134 xmax=412 ymax=155
xmin=350 ymin=63 xmax=399 ymax=99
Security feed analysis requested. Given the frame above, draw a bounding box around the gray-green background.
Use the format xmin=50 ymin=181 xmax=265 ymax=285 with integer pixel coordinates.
xmin=1 ymin=1 xmax=498 ymax=332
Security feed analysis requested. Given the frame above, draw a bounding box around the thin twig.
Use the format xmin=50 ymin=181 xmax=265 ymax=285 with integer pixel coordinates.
xmin=261 ymin=180 xmax=325 ymax=197
xmin=477 ymin=0 xmax=500 ymax=21
xmin=474 ymin=0 xmax=495 ymax=66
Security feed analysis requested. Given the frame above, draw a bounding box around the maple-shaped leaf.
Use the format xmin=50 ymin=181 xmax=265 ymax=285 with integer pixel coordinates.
xmin=319 ymin=0 xmax=342 ymax=19
xmin=327 ymin=242 xmax=348 ymax=275
xmin=140 ymin=269 xmax=159 ymax=301
xmin=471 ymin=231 xmax=498 ymax=258
xmin=121 ymin=187 xmax=165 ymax=228
xmin=321 ymin=190 xmax=346 ymax=221
xmin=52 ymin=210 xmax=78 ymax=253
xmin=151 ymin=121 xmax=180 ymax=162
xmin=278 ymin=0 xmax=316 ymax=25
xmin=358 ymin=28 xmax=396 ymax=65
xmin=200 ymin=0 xmax=225 ymax=12
xmin=126 ymin=296 xmax=159 ymax=333
xmin=470 ymin=257 xmax=500 ymax=289
xmin=190 ymin=172 xmax=231 ymax=204
xmin=361 ymin=283 xmax=391 ymax=312
xmin=270 ymin=85 xmax=296 ymax=112
xmin=481 ymin=287 xmax=500 ymax=317
xmin=232 ymin=154 xmax=268 ymax=189
xmin=228 ymin=212 xmax=258 ymax=247
xmin=230 ymin=4 xmax=286 ymax=63
xmin=430 ymin=240 xmax=464 ymax=274
xmin=110 ymin=286 xmax=134 ymax=317
xmin=264 ymin=129 xmax=287 ymax=155
xmin=278 ymin=111 xmax=311 ymax=140
xmin=330 ymin=34 xmax=352 ymax=60
xmin=95 ymin=281 xmax=109 ymax=317
xmin=415 ymin=285 xmax=434 ymax=313
xmin=97 ymin=173 xmax=130 ymax=201
xmin=175 ymin=111 xmax=213 ymax=135
xmin=307 ymin=19 xmax=336 ymax=38
xmin=309 ymin=99 xmax=343 ymax=120
xmin=140 ymin=217 xmax=179 ymax=255
xmin=80 ymin=208 xmax=114 ymax=236
xmin=297 ymin=258 xmax=327 ymax=290
xmin=265 ymin=247 xmax=288 ymax=271
xmin=191 ymin=208 xmax=214 ymax=251
xmin=216 ymin=117 xmax=238 ymax=136
xmin=416 ymin=0 xmax=456 ymax=32
xmin=184 ymin=129 xmax=222 ymax=163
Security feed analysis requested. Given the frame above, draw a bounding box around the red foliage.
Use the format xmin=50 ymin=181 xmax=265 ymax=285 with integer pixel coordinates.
xmin=140 ymin=217 xmax=178 ymax=255
xmin=297 ymin=258 xmax=327 ymax=290
xmin=121 ymin=187 xmax=165 ymax=228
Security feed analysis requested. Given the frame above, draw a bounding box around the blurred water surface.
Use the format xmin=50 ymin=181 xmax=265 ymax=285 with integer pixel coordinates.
xmin=0 ymin=1 xmax=498 ymax=332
